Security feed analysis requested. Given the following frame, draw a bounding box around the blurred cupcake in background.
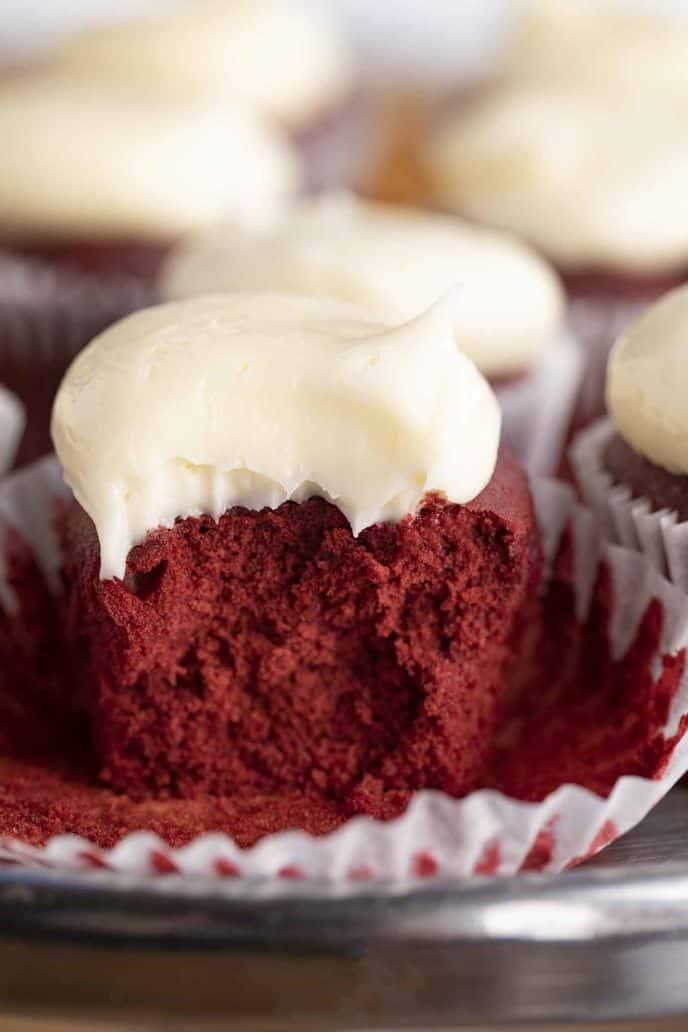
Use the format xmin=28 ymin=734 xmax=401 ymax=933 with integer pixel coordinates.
xmin=0 ymin=74 xmax=299 ymax=278
xmin=503 ymin=0 xmax=688 ymax=105
xmin=0 ymin=73 xmax=299 ymax=464
xmin=160 ymin=192 xmax=580 ymax=475
xmin=51 ymin=0 xmax=360 ymax=191
xmin=424 ymin=0 xmax=688 ymax=425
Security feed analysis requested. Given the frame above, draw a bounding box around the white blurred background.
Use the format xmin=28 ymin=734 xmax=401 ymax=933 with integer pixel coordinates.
xmin=2 ymin=0 xmax=685 ymax=87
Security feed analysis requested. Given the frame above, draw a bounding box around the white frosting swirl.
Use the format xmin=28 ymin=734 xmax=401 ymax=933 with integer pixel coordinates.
xmin=54 ymin=0 xmax=355 ymax=129
xmin=160 ymin=194 xmax=563 ymax=377
xmin=52 ymin=292 xmax=501 ymax=581
xmin=0 ymin=76 xmax=299 ymax=241
xmin=607 ymin=284 xmax=688 ymax=477
xmin=427 ymin=86 xmax=688 ymax=275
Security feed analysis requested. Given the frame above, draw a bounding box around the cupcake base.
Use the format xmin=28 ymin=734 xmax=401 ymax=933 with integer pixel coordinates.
xmin=0 ymin=482 xmax=681 ymax=849
xmin=571 ymin=418 xmax=688 ymax=591
xmin=0 ymin=459 xmax=688 ymax=876
xmin=604 ymin=433 xmax=688 ymax=523
xmin=60 ymin=448 xmax=540 ymax=811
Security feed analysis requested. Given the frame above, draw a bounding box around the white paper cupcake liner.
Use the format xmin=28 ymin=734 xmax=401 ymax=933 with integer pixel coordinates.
xmin=0 ymin=457 xmax=688 ymax=882
xmin=571 ymin=417 xmax=688 ymax=594
xmin=0 ymin=385 xmax=24 ymax=476
xmin=497 ymin=329 xmax=583 ymax=477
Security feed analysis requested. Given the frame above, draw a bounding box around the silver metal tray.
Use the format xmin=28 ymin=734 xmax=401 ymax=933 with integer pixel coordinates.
xmin=1 ymin=789 xmax=688 ymax=1028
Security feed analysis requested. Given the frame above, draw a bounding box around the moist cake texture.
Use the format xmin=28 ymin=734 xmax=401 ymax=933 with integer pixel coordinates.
xmin=60 ymin=448 xmax=540 ymax=816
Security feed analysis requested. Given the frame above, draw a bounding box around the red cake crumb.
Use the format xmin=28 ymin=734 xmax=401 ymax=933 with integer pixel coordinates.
xmin=0 ymin=514 xmax=682 ymax=851
xmin=59 ymin=448 xmax=541 ymax=815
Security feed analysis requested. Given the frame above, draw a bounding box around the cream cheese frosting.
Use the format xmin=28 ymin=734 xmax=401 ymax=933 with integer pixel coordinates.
xmin=54 ymin=0 xmax=355 ymax=129
xmin=51 ymin=292 xmax=501 ymax=581
xmin=160 ymin=194 xmax=564 ymax=377
xmin=607 ymin=284 xmax=688 ymax=477
xmin=507 ymin=0 xmax=688 ymax=106
xmin=427 ymin=86 xmax=688 ymax=275
xmin=0 ymin=76 xmax=300 ymax=242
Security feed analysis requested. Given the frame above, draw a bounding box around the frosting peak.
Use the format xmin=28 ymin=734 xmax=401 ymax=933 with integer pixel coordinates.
xmin=51 ymin=292 xmax=501 ymax=580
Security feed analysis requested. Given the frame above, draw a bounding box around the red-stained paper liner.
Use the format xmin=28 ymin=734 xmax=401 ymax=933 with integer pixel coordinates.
xmin=571 ymin=417 xmax=688 ymax=593
xmin=0 ymin=457 xmax=687 ymax=881
xmin=497 ymin=330 xmax=583 ymax=477
xmin=0 ymin=386 xmax=24 ymax=476
xmin=0 ymin=252 xmax=154 ymax=466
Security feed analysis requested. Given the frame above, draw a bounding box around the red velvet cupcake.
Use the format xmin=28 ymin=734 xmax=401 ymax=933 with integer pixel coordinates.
xmin=51 ymin=291 xmax=541 ymax=817
xmin=0 ymin=74 xmax=299 ymax=463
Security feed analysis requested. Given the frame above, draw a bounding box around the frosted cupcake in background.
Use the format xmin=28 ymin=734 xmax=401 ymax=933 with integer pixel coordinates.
xmin=160 ymin=193 xmax=580 ymax=475
xmin=572 ymin=284 xmax=688 ymax=590
xmin=0 ymin=74 xmax=299 ymax=279
xmin=0 ymin=74 xmax=299 ymax=465
xmin=503 ymin=0 xmax=688 ymax=106
xmin=51 ymin=0 xmax=361 ymax=191
xmin=424 ymin=0 xmax=688 ymax=425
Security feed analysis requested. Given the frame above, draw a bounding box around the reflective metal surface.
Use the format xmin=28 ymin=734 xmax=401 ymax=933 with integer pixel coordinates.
xmin=1 ymin=789 xmax=688 ymax=1029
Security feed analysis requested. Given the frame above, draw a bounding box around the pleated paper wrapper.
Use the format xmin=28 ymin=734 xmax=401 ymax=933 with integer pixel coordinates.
xmin=572 ymin=417 xmax=688 ymax=594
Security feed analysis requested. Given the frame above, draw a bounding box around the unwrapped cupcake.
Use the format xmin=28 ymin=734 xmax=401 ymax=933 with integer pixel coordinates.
xmin=160 ymin=193 xmax=579 ymax=474
xmin=572 ymin=283 xmax=688 ymax=590
xmin=0 ymin=291 xmax=686 ymax=876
